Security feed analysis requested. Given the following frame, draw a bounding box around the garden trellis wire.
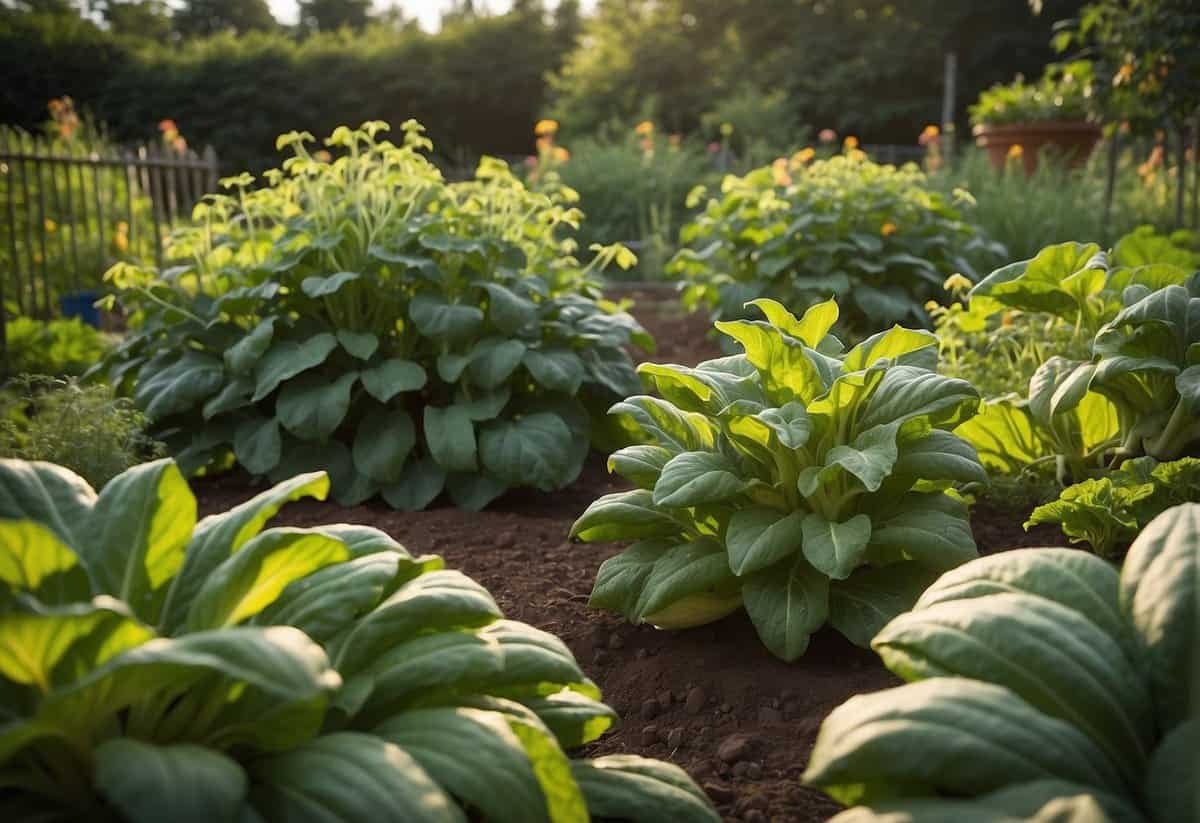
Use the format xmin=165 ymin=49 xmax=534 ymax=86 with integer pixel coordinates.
xmin=0 ymin=130 xmax=219 ymax=378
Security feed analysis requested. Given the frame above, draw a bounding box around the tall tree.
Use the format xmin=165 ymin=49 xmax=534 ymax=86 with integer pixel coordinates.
xmin=99 ymin=0 xmax=171 ymax=40
xmin=172 ymin=0 xmax=276 ymax=37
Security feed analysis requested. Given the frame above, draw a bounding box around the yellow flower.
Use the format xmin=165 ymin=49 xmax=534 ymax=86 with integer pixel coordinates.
xmin=880 ymin=222 xmax=897 ymax=237
xmin=114 ymin=230 xmax=129 ymax=253
xmin=719 ymin=122 xmax=734 ymax=137
xmin=635 ymin=120 xmax=655 ymax=136
xmin=534 ymin=119 xmax=559 ymax=136
xmin=922 ymin=124 xmax=939 ymax=139
xmin=843 ymin=135 xmax=860 ymax=150
xmin=771 ymin=158 xmax=792 ymax=187
xmin=847 ymin=148 xmax=867 ymax=162
xmin=943 ymin=273 xmax=973 ymax=293
xmin=925 ymin=299 xmax=941 ymax=312
xmin=117 ymin=221 xmax=129 ymax=232
xmin=1007 ymin=144 xmax=1024 ymax=159
xmin=553 ymin=146 xmax=570 ymax=162
xmin=791 ymin=147 xmax=816 ymax=166
xmin=44 ymin=218 xmax=57 ymax=233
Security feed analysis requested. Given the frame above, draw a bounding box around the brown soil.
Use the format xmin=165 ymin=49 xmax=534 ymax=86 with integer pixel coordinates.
xmin=193 ymin=295 xmax=1069 ymax=823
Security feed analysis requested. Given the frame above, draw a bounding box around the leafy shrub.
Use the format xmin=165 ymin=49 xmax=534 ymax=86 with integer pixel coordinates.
xmin=0 ymin=457 xmax=720 ymax=823
xmin=0 ymin=377 xmax=161 ymax=488
xmin=570 ymin=298 xmax=984 ymax=661
xmin=99 ymin=121 xmax=650 ymax=510
xmin=5 ymin=315 xmax=113 ymax=377
xmin=670 ymin=153 xmax=994 ymax=336
xmin=956 ymin=231 xmax=1199 ymax=485
xmin=803 ymin=503 xmax=1197 ymax=822
xmin=1027 ymin=456 xmax=1200 ymax=559
xmin=969 ymin=61 xmax=1097 ymax=127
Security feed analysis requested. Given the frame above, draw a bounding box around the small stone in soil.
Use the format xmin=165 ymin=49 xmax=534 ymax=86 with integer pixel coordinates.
xmin=717 ymin=733 xmax=758 ymax=764
xmin=640 ymin=725 xmax=659 ymax=747
xmin=720 ymin=702 xmax=732 ymax=713
xmin=744 ymin=809 xmax=767 ymax=823
xmin=746 ymin=762 xmax=763 ymax=780
xmin=685 ymin=687 xmax=707 ymax=714
xmin=639 ymin=699 xmax=659 ymax=721
xmin=494 ymin=530 xmax=516 ymax=548
xmin=657 ymin=690 xmax=673 ymax=710
xmin=731 ymin=762 xmax=750 ymax=778
xmin=634 ymin=647 xmax=647 ymax=659
xmin=702 ymin=782 xmax=736 ymax=804
xmin=667 ymin=728 xmax=684 ymax=749
xmin=607 ymin=633 xmax=625 ymax=650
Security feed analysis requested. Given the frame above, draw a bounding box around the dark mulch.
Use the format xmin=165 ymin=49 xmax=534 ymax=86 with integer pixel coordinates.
xmin=193 ymin=294 xmax=1069 ymax=822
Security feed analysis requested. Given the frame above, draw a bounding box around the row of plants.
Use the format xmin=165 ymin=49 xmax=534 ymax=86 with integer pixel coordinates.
xmin=0 ymin=456 xmax=721 ymax=822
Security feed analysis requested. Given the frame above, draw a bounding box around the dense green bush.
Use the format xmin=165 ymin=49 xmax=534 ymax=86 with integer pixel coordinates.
xmin=969 ymin=60 xmax=1097 ymax=127
xmin=4 ymin=315 xmax=113 ymax=377
xmin=0 ymin=457 xmax=721 ymax=822
xmin=804 ymin=503 xmax=1197 ymax=822
xmin=99 ymin=122 xmax=649 ymax=510
xmin=571 ymin=298 xmax=984 ymax=661
xmin=671 ymin=153 xmax=996 ymax=335
xmin=0 ymin=377 xmax=161 ymax=487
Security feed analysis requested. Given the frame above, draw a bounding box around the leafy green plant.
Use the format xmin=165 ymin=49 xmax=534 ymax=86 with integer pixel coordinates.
xmin=969 ymin=60 xmax=1097 ymax=127
xmin=803 ymin=502 xmax=1198 ymax=822
xmin=0 ymin=376 xmax=162 ymax=488
xmin=98 ymin=121 xmax=651 ymax=510
xmin=955 ymin=231 xmax=1199 ymax=485
xmin=570 ymin=298 xmax=984 ymax=661
xmin=1027 ymin=456 xmax=1200 ymax=559
xmin=670 ymin=153 xmax=995 ymax=336
xmin=0 ymin=457 xmax=720 ymax=823
xmin=5 ymin=316 xmax=113 ymax=377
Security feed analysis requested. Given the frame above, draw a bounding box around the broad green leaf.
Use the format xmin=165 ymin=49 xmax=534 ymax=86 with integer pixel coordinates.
xmin=743 ymin=556 xmax=830 ymax=661
xmin=803 ymin=424 xmax=900 ymax=495
xmin=843 ymin=327 xmax=938 ymax=372
xmin=234 ymin=417 xmax=282 ymax=476
xmin=1145 ymin=719 xmax=1197 ymax=823
xmin=518 ymin=690 xmax=616 ymax=748
xmin=84 ymin=459 xmax=195 ymax=624
xmin=858 ymin=366 xmax=979 ymax=432
xmin=637 ymin=363 xmax=714 ymax=412
xmin=353 ymin=408 xmax=416 ymax=484
xmin=252 ymin=732 xmax=464 ymax=823
xmin=225 ymin=318 xmax=275 ymax=375
xmin=653 ymin=451 xmax=750 ymax=508
xmin=891 ymin=430 xmax=987 ymax=487
xmin=955 ymin=398 xmax=1052 ymax=475
xmin=424 ymin=406 xmax=477 ymax=473
xmin=971 ymin=241 xmax=1103 ymax=319
xmin=1119 ymin=503 xmax=1199 ymax=731
xmin=716 ymin=319 xmax=825 ymax=404
xmin=479 ymin=413 xmax=573 ymax=491
xmin=607 ymin=445 xmax=672 ymax=489
xmin=571 ymin=490 xmax=683 ymax=542
xmin=571 ymin=755 xmax=722 ymax=823
xmin=524 ymin=349 xmax=585 ymax=394
xmin=94 ymin=740 xmax=248 ymax=823
xmin=589 ymin=540 xmax=672 ymax=618
xmin=410 ymin=293 xmax=485 ymax=342
xmin=803 ymin=679 xmax=1126 ymax=807
xmin=203 ymin=376 xmax=254 ymax=419
xmin=469 ymin=338 xmax=529 ymax=389
xmin=360 ymin=359 xmax=427 ymax=403
xmin=446 ymin=473 xmax=510 ymax=512
xmin=160 ymin=473 xmax=330 ymax=633
xmin=747 ymin=297 xmax=838 ymax=348
xmin=582 ymin=346 xmax=642 ymax=397
xmin=376 ymin=707 xmax=563 ymax=823
xmin=609 ymin=396 xmax=717 ymax=453
xmin=801 ymin=513 xmax=872 ymax=580
xmin=829 ymin=564 xmax=939 ymax=648
xmin=0 ymin=520 xmax=82 ymax=599
xmin=481 ymin=282 xmax=537 ymax=334
xmin=456 ymin=386 xmax=511 ymax=422
xmin=866 ymin=492 xmax=978 ymax=572
xmin=301 ymin=271 xmax=361 ymax=298
xmin=437 ymin=353 xmax=470 ymax=383
xmin=875 ymin=593 xmax=1154 ymax=779
xmin=337 ymin=330 xmax=380 ymax=361
xmin=276 ymin=372 xmax=358 ymax=440
xmin=0 ymin=597 xmax=151 ymax=691
xmin=635 ymin=538 xmax=739 ymax=627
xmin=755 ymin=402 xmax=812 ymax=449
xmin=381 ymin=459 xmax=446 ymax=512
xmin=725 ymin=507 xmax=803 ymax=576
xmin=136 ymin=351 xmax=225 ymax=420
xmin=252 ymin=334 xmax=338 ymax=402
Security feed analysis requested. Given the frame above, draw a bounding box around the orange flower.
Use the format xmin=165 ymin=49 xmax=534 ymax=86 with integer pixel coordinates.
xmin=158 ymin=119 xmax=178 ymax=133
xmin=880 ymin=222 xmax=897 ymax=237
xmin=918 ymin=124 xmax=940 ymax=146
xmin=314 ymin=149 xmax=332 ymax=163
xmin=791 ymin=147 xmax=816 ymax=167
xmin=534 ymin=119 xmax=559 ymax=136
xmin=635 ymin=120 xmax=655 ymax=136
xmin=843 ymin=135 xmax=860 ymax=150
xmin=553 ymin=146 xmax=570 ymax=162
xmin=536 ymin=135 xmax=554 ymax=152
xmin=1007 ymin=144 xmax=1024 ymax=159
xmin=1114 ymin=63 xmax=1134 ymax=86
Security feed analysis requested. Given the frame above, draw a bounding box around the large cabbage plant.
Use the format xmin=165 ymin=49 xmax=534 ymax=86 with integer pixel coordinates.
xmin=804 ymin=503 xmax=1198 ymax=822
xmin=97 ymin=121 xmax=649 ymax=510
xmin=669 ymin=153 xmax=995 ymax=334
xmin=0 ymin=457 xmax=719 ymax=822
xmin=571 ymin=298 xmax=984 ymax=660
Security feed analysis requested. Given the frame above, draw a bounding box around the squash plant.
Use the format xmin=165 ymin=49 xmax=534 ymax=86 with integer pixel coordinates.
xmin=0 ymin=457 xmax=719 ymax=823
xmin=571 ymin=298 xmax=984 ymax=661
xmin=96 ymin=121 xmax=650 ymax=510
xmin=668 ymin=153 xmax=996 ymax=335
xmin=957 ymin=231 xmax=1199 ymax=485
xmin=804 ymin=503 xmax=1198 ymax=822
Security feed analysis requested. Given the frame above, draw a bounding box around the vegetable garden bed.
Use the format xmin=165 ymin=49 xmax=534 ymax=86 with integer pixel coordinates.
xmin=193 ymin=294 xmax=1062 ymax=823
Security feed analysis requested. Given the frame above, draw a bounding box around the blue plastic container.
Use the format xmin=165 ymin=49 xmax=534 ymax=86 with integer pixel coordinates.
xmin=59 ymin=290 xmax=102 ymax=328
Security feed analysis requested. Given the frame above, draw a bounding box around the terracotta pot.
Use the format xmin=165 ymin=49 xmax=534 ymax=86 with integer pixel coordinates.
xmin=973 ymin=121 xmax=1102 ymax=175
